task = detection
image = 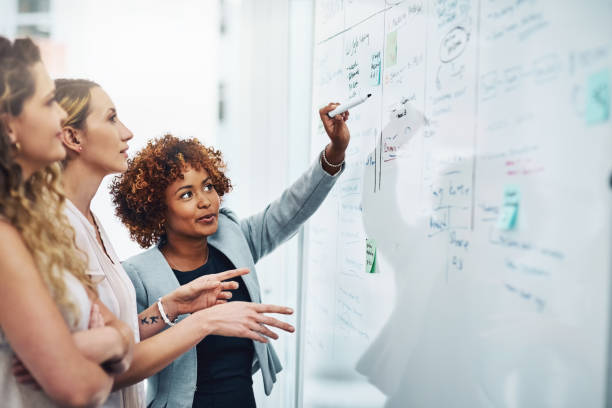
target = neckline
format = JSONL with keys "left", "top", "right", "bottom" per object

{"left": 165, "top": 244, "right": 212, "bottom": 273}
{"left": 65, "top": 199, "right": 115, "bottom": 265}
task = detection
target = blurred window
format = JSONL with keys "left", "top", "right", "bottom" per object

{"left": 18, "top": 0, "right": 50, "bottom": 13}
{"left": 16, "top": 24, "right": 50, "bottom": 37}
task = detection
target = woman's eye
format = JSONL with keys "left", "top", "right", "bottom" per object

{"left": 109, "top": 114, "right": 118, "bottom": 123}
{"left": 203, "top": 183, "right": 214, "bottom": 192}
{"left": 180, "top": 191, "right": 192, "bottom": 199}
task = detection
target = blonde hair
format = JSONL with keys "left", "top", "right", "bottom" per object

{"left": 54, "top": 78, "right": 99, "bottom": 167}
{"left": 0, "top": 37, "right": 95, "bottom": 324}
{"left": 54, "top": 78, "right": 99, "bottom": 130}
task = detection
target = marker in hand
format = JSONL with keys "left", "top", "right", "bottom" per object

{"left": 327, "top": 93, "right": 372, "bottom": 118}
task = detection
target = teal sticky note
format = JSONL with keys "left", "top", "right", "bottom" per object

{"left": 502, "top": 185, "right": 520, "bottom": 206}
{"left": 370, "top": 51, "right": 381, "bottom": 86}
{"left": 497, "top": 185, "right": 520, "bottom": 230}
{"left": 366, "top": 238, "right": 377, "bottom": 273}
{"left": 497, "top": 204, "right": 518, "bottom": 230}
{"left": 586, "top": 69, "right": 610, "bottom": 125}
{"left": 385, "top": 30, "right": 398, "bottom": 68}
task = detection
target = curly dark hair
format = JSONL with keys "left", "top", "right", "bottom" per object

{"left": 110, "top": 134, "right": 232, "bottom": 248}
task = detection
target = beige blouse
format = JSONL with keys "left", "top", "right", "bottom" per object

{"left": 64, "top": 200, "right": 145, "bottom": 408}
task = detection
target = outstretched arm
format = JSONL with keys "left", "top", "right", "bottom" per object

{"left": 239, "top": 102, "right": 351, "bottom": 263}
{"left": 136, "top": 268, "right": 249, "bottom": 340}
{"left": 112, "top": 301, "right": 294, "bottom": 390}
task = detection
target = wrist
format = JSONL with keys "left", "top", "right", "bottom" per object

{"left": 325, "top": 143, "right": 345, "bottom": 164}
{"left": 160, "top": 295, "right": 180, "bottom": 320}
{"left": 321, "top": 144, "right": 345, "bottom": 175}
{"left": 158, "top": 297, "right": 178, "bottom": 326}
{"left": 193, "top": 309, "right": 215, "bottom": 338}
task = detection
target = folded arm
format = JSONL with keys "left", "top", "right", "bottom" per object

{"left": 0, "top": 221, "right": 113, "bottom": 408}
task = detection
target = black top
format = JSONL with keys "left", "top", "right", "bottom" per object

{"left": 172, "top": 244, "right": 254, "bottom": 394}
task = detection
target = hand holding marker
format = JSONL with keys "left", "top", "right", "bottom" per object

{"left": 327, "top": 92, "right": 372, "bottom": 118}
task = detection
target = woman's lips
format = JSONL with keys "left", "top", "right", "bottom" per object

{"left": 197, "top": 214, "right": 216, "bottom": 224}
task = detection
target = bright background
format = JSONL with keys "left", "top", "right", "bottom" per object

{"left": 0, "top": 1, "right": 316, "bottom": 406}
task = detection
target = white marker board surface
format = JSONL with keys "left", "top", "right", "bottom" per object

{"left": 301, "top": 1, "right": 612, "bottom": 407}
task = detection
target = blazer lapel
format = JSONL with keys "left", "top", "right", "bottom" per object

{"left": 208, "top": 213, "right": 261, "bottom": 303}
{"left": 150, "top": 246, "right": 182, "bottom": 297}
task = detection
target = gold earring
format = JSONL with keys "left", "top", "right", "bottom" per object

{"left": 12, "top": 141, "right": 21, "bottom": 154}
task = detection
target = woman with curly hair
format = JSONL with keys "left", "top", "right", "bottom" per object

{"left": 111, "top": 104, "right": 349, "bottom": 408}
{"left": 0, "top": 37, "right": 133, "bottom": 407}
{"left": 40, "top": 79, "right": 297, "bottom": 407}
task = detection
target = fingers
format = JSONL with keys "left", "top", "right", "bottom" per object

{"left": 248, "top": 322, "right": 279, "bottom": 340}
{"left": 193, "top": 278, "right": 221, "bottom": 291}
{"left": 332, "top": 110, "right": 349, "bottom": 124}
{"left": 14, "top": 374, "right": 38, "bottom": 386}
{"left": 247, "top": 331, "right": 269, "bottom": 343}
{"left": 257, "top": 315, "right": 295, "bottom": 333}
{"left": 12, "top": 359, "right": 28, "bottom": 376}
{"left": 215, "top": 268, "right": 249, "bottom": 282}
{"left": 218, "top": 291, "right": 233, "bottom": 300}
{"left": 221, "top": 281, "right": 239, "bottom": 291}
{"left": 12, "top": 359, "right": 38, "bottom": 387}
{"left": 254, "top": 304, "right": 294, "bottom": 315}
{"left": 89, "top": 304, "right": 104, "bottom": 329}
{"left": 319, "top": 102, "right": 341, "bottom": 120}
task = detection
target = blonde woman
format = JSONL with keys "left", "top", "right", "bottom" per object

{"left": 0, "top": 37, "right": 133, "bottom": 407}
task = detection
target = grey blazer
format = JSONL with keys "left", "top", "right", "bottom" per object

{"left": 122, "top": 157, "right": 343, "bottom": 408}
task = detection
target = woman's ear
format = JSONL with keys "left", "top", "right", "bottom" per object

{"left": 61, "top": 126, "right": 83, "bottom": 153}
{"left": 1, "top": 113, "right": 18, "bottom": 144}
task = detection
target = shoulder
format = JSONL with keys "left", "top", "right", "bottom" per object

{"left": 0, "top": 220, "right": 38, "bottom": 278}
{"left": 219, "top": 207, "right": 241, "bottom": 225}
{"left": 122, "top": 246, "right": 163, "bottom": 274}
{"left": 0, "top": 219, "right": 25, "bottom": 251}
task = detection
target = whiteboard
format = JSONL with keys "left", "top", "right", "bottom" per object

{"left": 301, "top": 1, "right": 612, "bottom": 407}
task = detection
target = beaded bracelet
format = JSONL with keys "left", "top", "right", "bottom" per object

{"left": 321, "top": 145, "right": 344, "bottom": 168}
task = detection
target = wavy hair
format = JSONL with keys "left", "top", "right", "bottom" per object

{"left": 0, "top": 37, "right": 95, "bottom": 324}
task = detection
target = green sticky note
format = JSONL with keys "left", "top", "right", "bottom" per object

{"left": 497, "top": 185, "right": 520, "bottom": 230}
{"left": 366, "top": 238, "right": 377, "bottom": 273}
{"left": 586, "top": 69, "right": 610, "bottom": 125}
{"left": 385, "top": 30, "right": 398, "bottom": 68}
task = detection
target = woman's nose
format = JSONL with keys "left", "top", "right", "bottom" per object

{"left": 197, "top": 193, "right": 211, "bottom": 208}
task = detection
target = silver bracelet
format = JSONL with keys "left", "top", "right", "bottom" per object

{"left": 157, "top": 297, "right": 176, "bottom": 326}
{"left": 321, "top": 145, "right": 344, "bottom": 168}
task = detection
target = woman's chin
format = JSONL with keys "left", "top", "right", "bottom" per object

{"left": 195, "top": 223, "right": 219, "bottom": 237}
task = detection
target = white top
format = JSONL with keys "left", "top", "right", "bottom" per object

{"left": 0, "top": 273, "right": 91, "bottom": 407}
{"left": 64, "top": 200, "right": 145, "bottom": 408}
